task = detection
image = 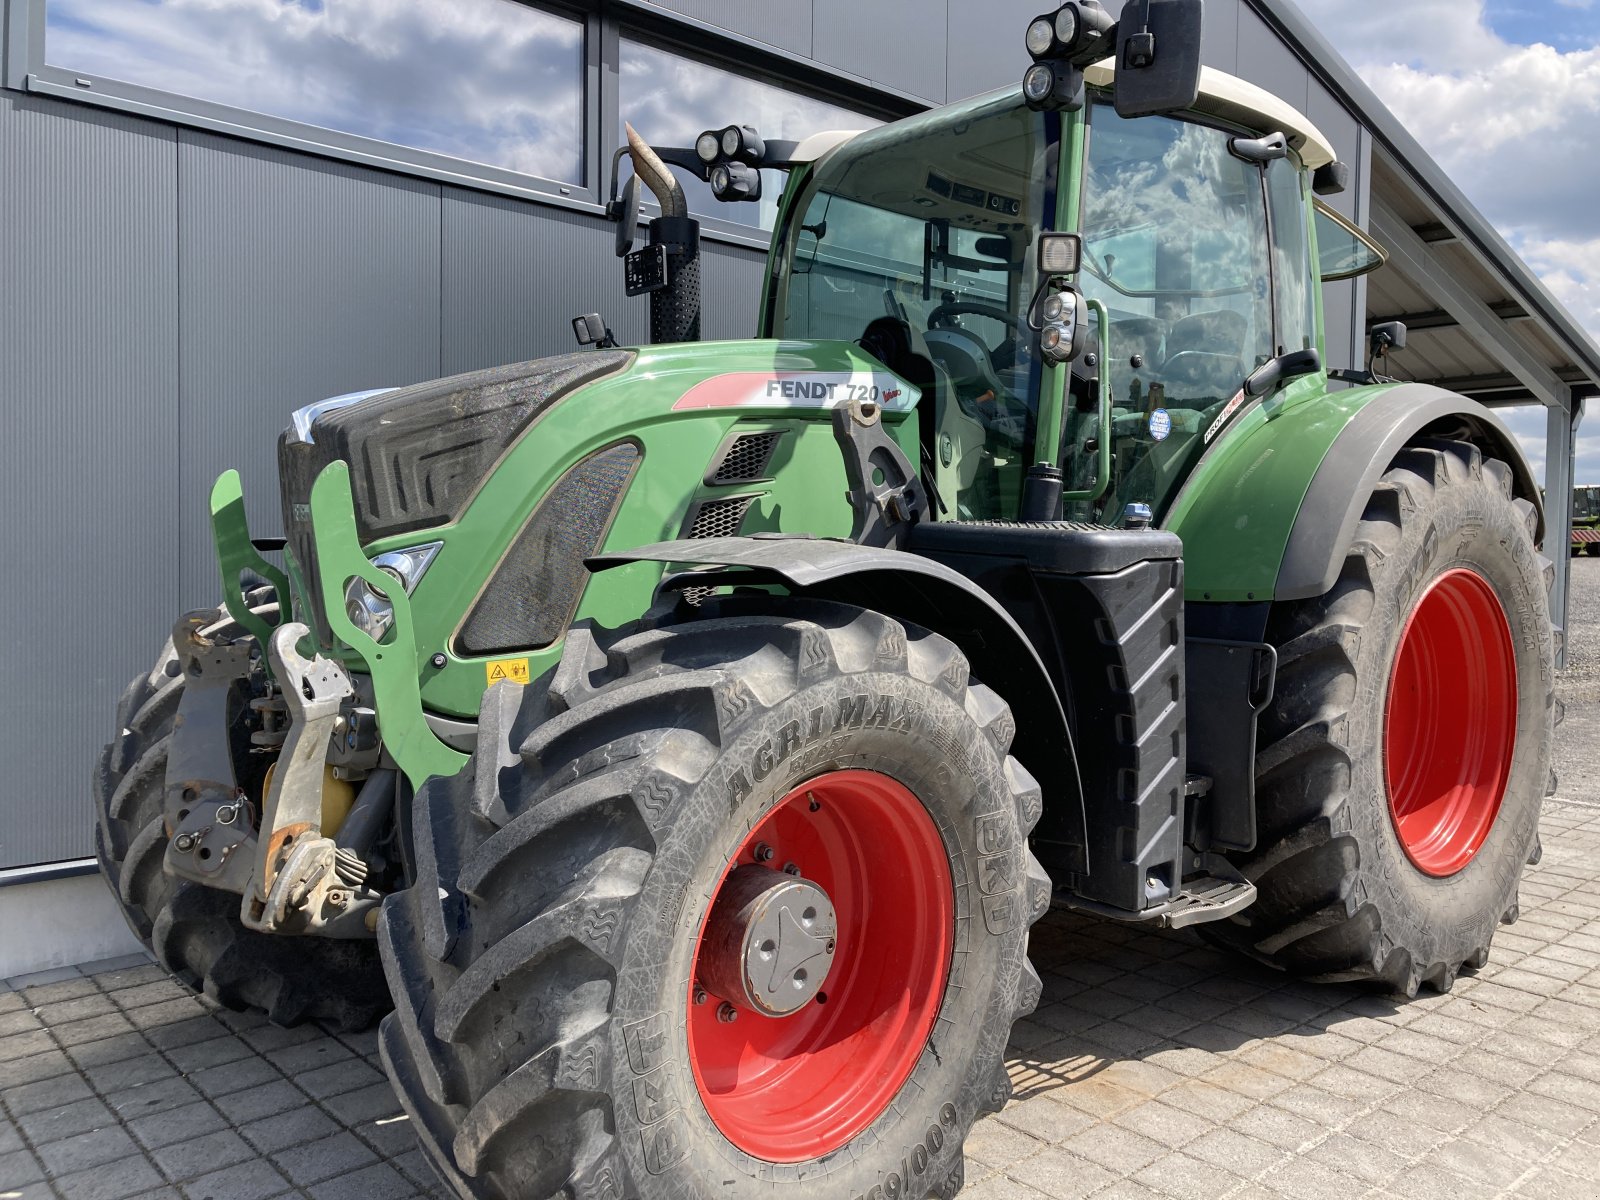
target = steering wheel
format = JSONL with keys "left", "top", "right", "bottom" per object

{"left": 926, "top": 300, "right": 1032, "bottom": 367}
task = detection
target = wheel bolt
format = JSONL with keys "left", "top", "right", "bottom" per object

{"left": 716, "top": 1002, "right": 738, "bottom": 1023}
{"left": 753, "top": 843, "right": 775, "bottom": 863}
{"left": 783, "top": 862, "right": 801, "bottom": 876}
{"left": 693, "top": 987, "right": 707, "bottom": 1005}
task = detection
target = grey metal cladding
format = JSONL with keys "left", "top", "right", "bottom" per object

{"left": 643, "top": 0, "right": 812, "bottom": 56}
{"left": 700, "top": 240, "right": 769, "bottom": 340}
{"left": 0, "top": 94, "right": 179, "bottom": 868}
{"left": 1235, "top": 6, "right": 1310, "bottom": 119}
{"left": 1305, "top": 88, "right": 1364, "bottom": 374}
{"left": 442, "top": 188, "right": 768, "bottom": 376}
{"left": 946, "top": 0, "right": 1040, "bottom": 102}
{"left": 1199, "top": 0, "right": 1243, "bottom": 75}
{"left": 176, "top": 130, "right": 443, "bottom": 609}
{"left": 813, "top": 0, "right": 948, "bottom": 104}
{"left": 443, "top": 189, "right": 650, "bottom": 373}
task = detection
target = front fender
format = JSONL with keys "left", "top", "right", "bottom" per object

{"left": 588, "top": 536, "right": 1089, "bottom": 875}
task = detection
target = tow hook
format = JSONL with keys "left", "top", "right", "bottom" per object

{"left": 238, "top": 622, "right": 382, "bottom": 938}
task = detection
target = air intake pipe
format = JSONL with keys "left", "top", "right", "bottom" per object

{"left": 626, "top": 123, "right": 702, "bottom": 344}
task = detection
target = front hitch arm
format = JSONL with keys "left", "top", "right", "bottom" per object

{"left": 238, "top": 623, "right": 377, "bottom": 936}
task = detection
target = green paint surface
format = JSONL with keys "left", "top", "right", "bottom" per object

{"left": 1165, "top": 379, "right": 1400, "bottom": 600}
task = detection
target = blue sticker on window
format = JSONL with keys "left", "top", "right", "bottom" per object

{"left": 1149, "top": 408, "right": 1172, "bottom": 442}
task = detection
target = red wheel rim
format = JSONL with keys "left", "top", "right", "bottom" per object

{"left": 1384, "top": 568, "right": 1518, "bottom": 877}
{"left": 687, "top": 769, "right": 953, "bottom": 1162}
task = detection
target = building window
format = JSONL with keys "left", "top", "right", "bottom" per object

{"left": 43, "top": 0, "right": 586, "bottom": 185}
{"left": 618, "top": 38, "right": 880, "bottom": 228}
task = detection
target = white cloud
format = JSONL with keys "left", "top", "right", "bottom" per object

{"left": 1297, "top": 0, "right": 1600, "bottom": 491}
{"left": 47, "top": 0, "right": 587, "bottom": 181}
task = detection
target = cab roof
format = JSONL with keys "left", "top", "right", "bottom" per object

{"left": 789, "top": 64, "right": 1339, "bottom": 171}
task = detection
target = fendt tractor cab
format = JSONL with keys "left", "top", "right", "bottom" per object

{"left": 96, "top": 3, "right": 1556, "bottom": 1196}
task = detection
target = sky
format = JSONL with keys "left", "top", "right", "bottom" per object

{"left": 1293, "top": 0, "right": 1600, "bottom": 487}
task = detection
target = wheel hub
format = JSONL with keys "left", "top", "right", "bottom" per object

{"left": 1384, "top": 567, "right": 1519, "bottom": 877}
{"left": 687, "top": 770, "right": 953, "bottom": 1162}
{"left": 698, "top": 867, "right": 837, "bottom": 1016}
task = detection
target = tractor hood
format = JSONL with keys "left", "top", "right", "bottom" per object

{"left": 278, "top": 350, "right": 634, "bottom": 547}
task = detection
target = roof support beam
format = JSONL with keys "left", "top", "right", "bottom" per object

{"left": 1547, "top": 395, "right": 1577, "bottom": 665}
{"left": 1367, "top": 303, "right": 1529, "bottom": 333}
{"left": 1370, "top": 198, "right": 1570, "bottom": 406}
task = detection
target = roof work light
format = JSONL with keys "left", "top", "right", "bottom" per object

{"left": 1023, "top": 0, "right": 1117, "bottom": 111}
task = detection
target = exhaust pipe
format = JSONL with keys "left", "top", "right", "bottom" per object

{"left": 626, "top": 123, "right": 702, "bottom": 344}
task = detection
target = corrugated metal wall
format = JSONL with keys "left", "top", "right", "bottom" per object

{"left": 0, "top": 0, "right": 1366, "bottom": 868}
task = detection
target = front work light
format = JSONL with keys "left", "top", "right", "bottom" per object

{"left": 1023, "top": 60, "right": 1084, "bottom": 110}
{"left": 1026, "top": 17, "right": 1056, "bottom": 57}
{"left": 695, "top": 131, "right": 720, "bottom": 164}
{"left": 711, "top": 161, "right": 761, "bottom": 202}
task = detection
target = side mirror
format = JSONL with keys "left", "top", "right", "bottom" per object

{"left": 614, "top": 174, "right": 640, "bottom": 259}
{"left": 1370, "top": 320, "right": 1407, "bottom": 355}
{"left": 1114, "top": 0, "right": 1203, "bottom": 119}
{"left": 572, "top": 314, "right": 617, "bottom": 350}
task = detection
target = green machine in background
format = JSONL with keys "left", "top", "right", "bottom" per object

{"left": 1574, "top": 484, "right": 1600, "bottom": 553}
{"left": 94, "top": 3, "right": 1556, "bottom": 1196}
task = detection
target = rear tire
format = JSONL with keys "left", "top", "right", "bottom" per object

{"left": 1211, "top": 439, "right": 1555, "bottom": 994}
{"left": 94, "top": 600, "right": 390, "bottom": 1030}
{"left": 378, "top": 599, "right": 1049, "bottom": 1199}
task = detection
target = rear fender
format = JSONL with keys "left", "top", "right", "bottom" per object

{"left": 588, "top": 537, "right": 1089, "bottom": 875}
{"left": 1167, "top": 382, "right": 1542, "bottom": 602}
{"left": 1276, "top": 385, "right": 1543, "bottom": 599}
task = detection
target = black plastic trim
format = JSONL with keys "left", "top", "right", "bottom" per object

{"left": 1276, "top": 385, "right": 1543, "bottom": 600}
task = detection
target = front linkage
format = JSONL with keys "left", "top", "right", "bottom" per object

{"left": 165, "top": 463, "right": 467, "bottom": 940}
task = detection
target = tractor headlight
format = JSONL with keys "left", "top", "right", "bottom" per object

{"left": 340, "top": 542, "right": 442, "bottom": 644}
{"left": 1053, "top": 6, "right": 1079, "bottom": 48}
{"left": 1041, "top": 292, "right": 1065, "bottom": 323}
{"left": 710, "top": 161, "right": 761, "bottom": 202}
{"left": 1025, "top": 16, "right": 1056, "bottom": 57}
{"left": 696, "top": 131, "right": 721, "bottom": 164}
{"left": 1023, "top": 62, "right": 1057, "bottom": 105}
{"left": 721, "top": 126, "right": 742, "bottom": 158}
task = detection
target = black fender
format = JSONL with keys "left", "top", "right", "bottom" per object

{"left": 589, "top": 536, "right": 1089, "bottom": 875}
{"left": 1277, "top": 385, "right": 1545, "bottom": 601}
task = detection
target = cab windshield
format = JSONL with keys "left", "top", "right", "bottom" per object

{"left": 768, "top": 93, "right": 1060, "bottom": 520}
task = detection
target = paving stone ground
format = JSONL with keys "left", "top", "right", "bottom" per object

{"left": 5, "top": 559, "right": 1597, "bottom": 1199}
{"left": 4, "top": 802, "right": 1600, "bottom": 1200}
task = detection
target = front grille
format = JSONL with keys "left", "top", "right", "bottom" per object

{"left": 708, "top": 431, "right": 784, "bottom": 485}
{"left": 685, "top": 495, "right": 758, "bottom": 540}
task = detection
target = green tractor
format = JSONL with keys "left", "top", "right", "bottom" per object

{"left": 1573, "top": 484, "right": 1600, "bottom": 554}
{"left": 95, "top": 1, "right": 1555, "bottom": 1195}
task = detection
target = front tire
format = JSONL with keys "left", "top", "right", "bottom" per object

{"left": 94, "top": 601, "right": 390, "bottom": 1029}
{"left": 378, "top": 600, "right": 1049, "bottom": 1199}
{"left": 1212, "top": 439, "right": 1555, "bottom": 994}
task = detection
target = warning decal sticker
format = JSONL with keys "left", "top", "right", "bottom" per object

{"left": 485, "top": 658, "right": 531, "bottom": 687}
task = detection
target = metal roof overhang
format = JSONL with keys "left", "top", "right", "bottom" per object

{"left": 1256, "top": 1, "right": 1597, "bottom": 650}
{"left": 1257, "top": 0, "right": 1600, "bottom": 410}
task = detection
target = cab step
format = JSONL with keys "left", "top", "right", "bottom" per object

{"left": 1057, "top": 856, "right": 1256, "bottom": 930}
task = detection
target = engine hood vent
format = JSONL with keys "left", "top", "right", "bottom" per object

{"left": 278, "top": 350, "right": 632, "bottom": 547}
